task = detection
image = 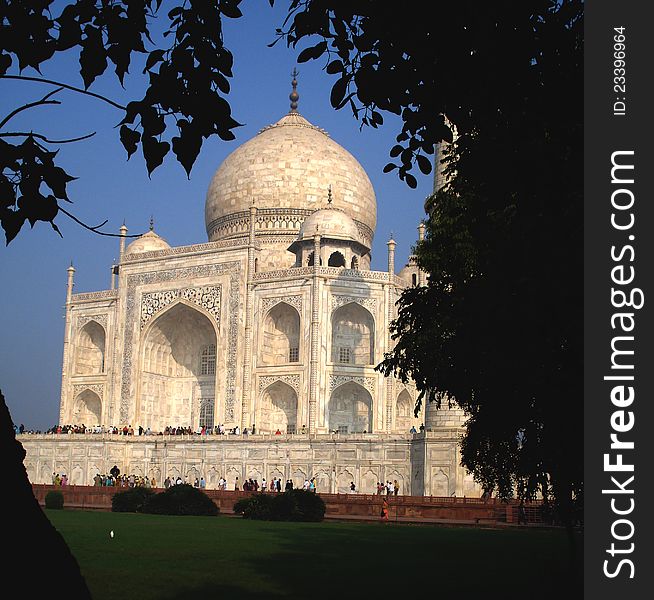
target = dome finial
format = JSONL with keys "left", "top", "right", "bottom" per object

{"left": 327, "top": 184, "right": 333, "bottom": 204}
{"left": 290, "top": 67, "right": 300, "bottom": 112}
{"left": 149, "top": 215, "right": 154, "bottom": 231}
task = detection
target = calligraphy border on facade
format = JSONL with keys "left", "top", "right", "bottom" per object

{"left": 76, "top": 314, "right": 108, "bottom": 330}
{"left": 260, "top": 295, "right": 303, "bottom": 316}
{"left": 330, "top": 295, "right": 377, "bottom": 313}
{"left": 140, "top": 285, "right": 222, "bottom": 329}
{"left": 328, "top": 374, "right": 376, "bottom": 396}
{"left": 258, "top": 374, "right": 302, "bottom": 395}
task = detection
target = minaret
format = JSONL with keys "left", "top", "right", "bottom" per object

{"left": 385, "top": 236, "right": 397, "bottom": 431}
{"left": 417, "top": 222, "right": 426, "bottom": 286}
{"left": 60, "top": 262, "right": 76, "bottom": 424}
{"left": 308, "top": 227, "right": 321, "bottom": 434}
{"left": 433, "top": 115, "right": 458, "bottom": 194}
{"left": 118, "top": 222, "right": 128, "bottom": 260}
{"left": 386, "top": 234, "right": 396, "bottom": 275}
{"left": 66, "top": 262, "right": 75, "bottom": 304}
{"left": 241, "top": 201, "right": 257, "bottom": 429}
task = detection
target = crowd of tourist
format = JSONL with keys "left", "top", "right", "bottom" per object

{"left": 13, "top": 423, "right": 42, "bottom": 434}
{"left": 231, "top": 476, "right": 320, "bottom": 492}
{"left": 28, "top": 423, "right": 287, "bottom": 436}
{"left": 376, "top": 480, "right": 401, "bottom": 495}
{"left": 20, "top": 423, "right": 425, "bottom": 436}
{"left": 51, "top": 473, "right": 69, "bottom": 486}
{"left": 48, "top": 463, "right": 402, "bottom": 496}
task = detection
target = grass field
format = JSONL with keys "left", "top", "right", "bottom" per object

{"left": 46, "top": 510, "right": 582, "bottom": 600}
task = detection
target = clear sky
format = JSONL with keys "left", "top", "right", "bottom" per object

{"left": 0, "top": 2, "right": 432, "bottom": 430}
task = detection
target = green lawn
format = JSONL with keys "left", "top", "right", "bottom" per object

{"left": 46, "top": 510, "right": 582, "bottom": 600}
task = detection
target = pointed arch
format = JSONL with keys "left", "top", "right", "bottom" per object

{"left": 328, "top": 251, "right": 346, "bottom": 267}
{"left": 337, "top": 469, "right": 355, "bottom": 493}
{"left": 260, "top": 302, "right": 301, "bottom": 365}
{"left": 361, "top": 468, "right": 379, "bottom": 494}
{"left": 386, "top": 469, "right": 406, "bottom": 496}
{"left": 260, "top": 380, "right": 298, "bottom": 434}
{"left": 432, "top": 469, "right": 450, "bottom": 497}
{"left": 72, "top": 388, "right": 102, "bottom": 426}
{"left": 312, "top": 469, "right": 331, "bottom": 493}
{"left": 328, "top": 381, "right": 372, "bottom": 433}
{"left": 74, "top": 320, "right": 106, "bottom": 374}
{"left": 395, "top": 389, "right": 413, "bottom": 432}
{"left": 139, "top": 301, "right": 217, "bottom": 432}
{"left": 331, "top": 302, "right": 375, "bottom": 365}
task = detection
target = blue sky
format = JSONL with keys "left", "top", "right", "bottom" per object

{"left": 0, "top": 2, "right": 432, "bottom": 429}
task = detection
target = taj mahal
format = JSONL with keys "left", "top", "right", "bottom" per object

{"left": 21, "top": 80, "right": 481, "bottom": 498}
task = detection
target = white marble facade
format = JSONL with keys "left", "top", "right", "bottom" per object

{"left": 22, "top": 100, "right": 480, "bottom": 497}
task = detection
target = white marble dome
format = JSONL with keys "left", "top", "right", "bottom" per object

{"left": 298, "top": 206, "right": 361, "bottom": 243}
{"left": 205, "top": 111, "right": 377, "bottom": 245}
{"left": 125, "top": 230, "right": 170, "bottom": 254}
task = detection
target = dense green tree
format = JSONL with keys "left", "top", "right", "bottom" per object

{"left": 272, "top": 0, "right": 583, "bottom": 524}
{"left": 272, "top": 1, "right": 583, "bottom": 524}
{"left": 339, "top": 2, "right": 582, "bottom": 524}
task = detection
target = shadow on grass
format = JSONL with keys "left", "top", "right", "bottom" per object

{"left": 235, "top": 521, "right": 583, "bottom": 600}
{"left": 48, "top": 511, "right": 582, "bottom": 600}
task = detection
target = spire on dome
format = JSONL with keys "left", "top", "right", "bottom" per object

{"left": 149, "top": 215, "right": 154, "bottom": 231}
{"left": 290, "top": 67, "right": 299, "bottom": 112}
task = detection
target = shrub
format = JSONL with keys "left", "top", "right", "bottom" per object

{"left": 45, "top": 490, "right": 64, "bottom": 510}
{"left": 233, "top": 493, "right": 275, "bottom": 520}
{"left": 285, "top": 489, "right": 325, "bottom": 522}
{"left": 234, "top": 490, "right": 325, "bottom": 522}
{"left": 143, "top": 484, "right": 219, "bottom": 516}
{"left": 112, "top": 487, "right": 155, "bottom": 513}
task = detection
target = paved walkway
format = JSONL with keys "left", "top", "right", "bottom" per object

{"left": 322, "top": 512, "right": 561, "bottom": 529}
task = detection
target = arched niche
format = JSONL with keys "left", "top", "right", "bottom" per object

{"left": 361, "top": 469, "right": 379, "bottom": 494}
{"left": 337, "top": 469, "right": 354, "bottom": 493}
{"left": 432, "top": 469, "right": 450, "bottom": 497}
{"left": 350, "top": 255, "right": 359, "bottom": 270}
{"left": 260, "top": 302, "right": 300, "bottom": 365}
{"left": 331, "top": 303, "right": 375, "bottom": 365}
{"left": 328, "top": 381, "right": 372, "bottom": 433}
{"left": 395, "top": 389, "right": 413, "bottom": 432}
{"left": 73, "top": 389, "right": 102, "bottom": 425}
{"left": 139, "top": 302, "right": 217, "bottom": 432}
{"left": 260, "top": 381, "right": 298, "bottom": 434}
{"left": 387, "top": 470, "right": 406, "bottom": 495}
{"left": 74, "top": 320, "right": 106, "bottom": 375}
{"left": 328, "top": 251, "right": 346, "bottom": 267}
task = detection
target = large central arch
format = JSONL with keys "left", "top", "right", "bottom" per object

{"left": 138, "top": 302, "right": 217, "bottom": 431}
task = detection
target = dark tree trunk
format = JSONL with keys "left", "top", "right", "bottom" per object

{"left": 1, "top": 390, "right": 92, "bottom": 598}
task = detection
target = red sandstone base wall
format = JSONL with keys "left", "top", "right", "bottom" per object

{"left": 32, "top": 484, "right": 545, "bottom": 524}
